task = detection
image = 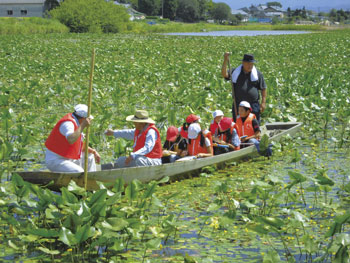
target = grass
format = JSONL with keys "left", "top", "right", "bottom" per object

{"left": 128, "top": 21, "right": 328, "bottom": 33}
{"left": 0, "top": 17, "right": 69, "bottom": 34}
{"left": 0, "top": 17, "right": 329, "bottom": 35}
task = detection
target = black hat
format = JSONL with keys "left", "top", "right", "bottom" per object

{"left": 242, "top": 54, "right": 256, "bottom": 63}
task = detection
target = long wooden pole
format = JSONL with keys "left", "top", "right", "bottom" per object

{"left": 227, "top": 56, "right": 238, "bottom": 121}
{"left": 84, "top": 48, "right": 95, "bottom": 190}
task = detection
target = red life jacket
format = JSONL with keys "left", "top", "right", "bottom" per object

{"left": 216, "top": 125, "right": 240, "bottom": 151}
{"left": 45, "top": 113, "right": 82, "bottom": 160}
{"left": 134, "top": 124, "right": 162, "bottom": 159}
{"left": 218, "top": 125, "right": 234, "bottom": 143}
{"left": 188, "top": 130, "right": 213, "bottom": 156}
{"left": 235, "top": 113, "right": 256, "bottom": 138}
{"left": 179, "top": 126, "right": 188, "bottom": 139}
{"left": 209, "top": 121, "right": 218, "bottom": 135}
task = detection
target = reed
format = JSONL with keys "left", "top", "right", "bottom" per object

{"left": 0, "top": 17, "right": 69, "bottom": 35}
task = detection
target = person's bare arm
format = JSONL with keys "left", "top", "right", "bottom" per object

{"left": 221, "top": 52, "right": 231, "bottom": 79}
{"left": 67, "top": 117, "right": 91, "bottom": 144}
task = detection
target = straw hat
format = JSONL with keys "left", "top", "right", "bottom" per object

{"left": 126, "top": 110, "right": 155, "bottom": 124}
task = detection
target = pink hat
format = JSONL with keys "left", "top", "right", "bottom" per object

{"left": 166, "top": 126, "right": 178, "bottom": 142}
{"left": 219, "top": 117, "right": 233, "bottom": 131}
{"left": 186, "top": 114, "right": 200, "bottom": 124}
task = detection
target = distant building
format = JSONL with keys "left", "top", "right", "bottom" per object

{"left": 0, "top": 0, "right": 46, "bottom": 17}
{"left": 245, "top": 4, "right": 285, "bottom": 23}
{"left": 113, "top": 1, "right": 145, "bottom": 20}
{"left": 231, "top": 9, "right": 249, "bottom": 22}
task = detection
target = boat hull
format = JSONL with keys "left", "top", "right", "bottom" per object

{"left": 16, "top": 122, "right": 302, "bottom": 190}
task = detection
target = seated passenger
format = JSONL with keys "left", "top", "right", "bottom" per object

{"left": 187, "top": 123, "right": 213, "bottom": 158}
{"left": 45, "top": 104, "right": 100, "bottom": 173}
{"left": 209, "top": 110, "right": 224, "bottom": 135}
{"left": 213, "top": 117, "right": 240, "bottom": 155}
{"left": 162, "top": 126, "right": 188, "bottom": 163}
{"left": 179, "top": 114, "right": 200, "bottom": 139}
{"left": 235, "top": 101, "right": 261, "bottom": 150}
{"left": 105, "top": 110, "right": 162, "bottom": 168}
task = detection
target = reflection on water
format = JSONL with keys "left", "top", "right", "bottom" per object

{"left": 164, "top": 30, "right": 310, "bottom": 37}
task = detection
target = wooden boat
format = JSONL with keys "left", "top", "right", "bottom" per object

{"left": 17, "top": 122, "right": 302, "bottom": 191}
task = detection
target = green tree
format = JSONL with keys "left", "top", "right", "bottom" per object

{"left": 198, "top": 0, "right": 209, "bottom": 20}
{"left": 138, "top": 0, "right": 161, "bottom": 16}
{"left": 163, "top": 0, "right": 178, "bottom": 20}
{"left": 176, "top": 0, "right": 200, "bottom": 22}
{"left": 50, "top": 0, "right": 130, "bottom": 33}
{"left": 267, "top": 2, "right": 282, "bottom": 8}
{"left": 210, "top": 2, "right": 231, "bottom": 23}
{"left": 119, "top": 0, "right": 138, "bottom": 9}
{"left": 229, "top": 14, "right": 242, "bottom": 25}
{"left": 45, "top": 0, "right": 59, "bottom": 11}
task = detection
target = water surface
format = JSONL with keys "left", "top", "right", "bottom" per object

{"left": 164, "top": 30, "right": 310, "bottom": 37}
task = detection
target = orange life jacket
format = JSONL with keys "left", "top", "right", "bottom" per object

{"left": 134, "top": 124, "right": 162, "bottom": 159}
{"left": 188, "top": 130, "right": 213, "bottom": 156}
{"left": 45, "top": 113, "right": 82, "bottom": 159}
{"left": 179, "top": 126, "right": 188, "bottom": 139}
{"left": 235, "top": 113, "right": 256, "bottom": 138}
{"left": 209, "top": 121, "right": 218, "bottom": 135}
{"left": 216, "top": 125, "right": 240, "bottom": 151}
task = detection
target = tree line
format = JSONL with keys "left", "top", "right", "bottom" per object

{"left": 120, "top": 0, "right": 241, "bottom": 24}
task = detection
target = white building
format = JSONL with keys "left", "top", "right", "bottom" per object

{"left": 0, "top": 0, "right": 46, "bottom": 17}
{"left": 231, "top": 9, "right": 249, "bottom": 22}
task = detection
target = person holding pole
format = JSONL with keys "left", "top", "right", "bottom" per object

{"left": 45, "top": 104, "right": 100, "bottom": 173}
{"left": 221, "top": 53, "right": 267, "bottom": 123}
{"left": 105, "top": 110, "right": 162, "bottom": 168}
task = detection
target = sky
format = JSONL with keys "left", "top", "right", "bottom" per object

{"left": 214, "top": 0, "right": 350, "bottom": 12}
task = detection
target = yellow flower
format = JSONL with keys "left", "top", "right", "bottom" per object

{"left": 261, "top": 252, "right": 265, "bottom": 256}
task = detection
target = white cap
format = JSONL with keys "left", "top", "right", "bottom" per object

{"left": 212, "top": 110, "right": 224, "bottom": 118}
{"left": 74, "top": 104, "right": 93, "bottom": 118}
{"left": 239, "top": 101, "right": 251, "bottom": 109}
{"left": 188, "top": 123, "right": 201, "bottom": 139}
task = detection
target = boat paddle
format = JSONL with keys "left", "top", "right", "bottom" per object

{"left": 84, "top": 48, "right": 95, "bottom": 190}
{"left": 227, "top": 54, "right": 238, "bottom": 121}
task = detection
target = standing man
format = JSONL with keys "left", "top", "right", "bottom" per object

{"left": 45, "top": 104, "right": 100, "bottom": 173}
{"left": 105, "top": 110, "right": 162, "bottom": 168}
{"left": 221, "top": 53, "right": 267, "bottom": 123}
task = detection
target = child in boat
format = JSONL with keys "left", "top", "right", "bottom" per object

{"left": 213, "top": 117, "right": 240, "bottom": 155}
{"left": 162, "top": 126, "right": 188, "bottom": 163}
{"left": 235, "top": 101, "right": 261, "bottom": 150}
{"left": 209, "top": 110, "right": 224, "bottom": 135}
{"left": 187, "top": 123, "right": 213, "bottom": 158}
{"left": 179, "top": 114, "right": 200, "bottom": 139}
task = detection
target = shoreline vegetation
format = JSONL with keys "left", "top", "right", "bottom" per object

{"left": 1, "top": 17, "right": 348, "bottom": 35}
